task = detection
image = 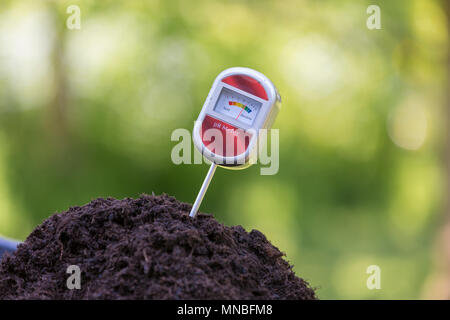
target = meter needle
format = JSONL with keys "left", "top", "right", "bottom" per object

{"left": 235, "top": 109, "right": 243, "bottom": 120}
{"left": 189, "top": 163, "right": 217, "bottom": 218}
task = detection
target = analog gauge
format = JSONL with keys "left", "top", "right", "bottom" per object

{"left": 213, "top": 87, "right": 262, "bottom": 126}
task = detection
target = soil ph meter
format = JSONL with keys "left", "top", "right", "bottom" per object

{"left": 189, "top": 67, "right": 281, "bottom": 217}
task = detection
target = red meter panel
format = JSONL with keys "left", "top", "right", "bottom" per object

{"left": 201, "top": 115, "right": 252, "bottom": 157}
{"left": 221, "top": 75, "right": 268, "bottom": 101}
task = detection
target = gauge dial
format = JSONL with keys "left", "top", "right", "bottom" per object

{"left": 213, "top": 87, "right": 262, "bottom": 126}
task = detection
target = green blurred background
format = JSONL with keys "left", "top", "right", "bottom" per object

{"left": 0, "top": 0, "right": 448, "bottom": 299}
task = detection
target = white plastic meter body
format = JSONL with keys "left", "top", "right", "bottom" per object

{"left": 193, "top": 67, "right": 281, "bottom": 169}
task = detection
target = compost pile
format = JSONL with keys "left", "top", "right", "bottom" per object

{"left": 0, "top": 194, "right": 316, "bottom": 299}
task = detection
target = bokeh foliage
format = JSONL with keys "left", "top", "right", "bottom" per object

{"left": 0, "top": 0, "right": 447, "bottom": 299}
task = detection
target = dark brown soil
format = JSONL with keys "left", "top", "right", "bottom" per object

{"left": 0, "top": 194, "right": 317, "bottom": 300}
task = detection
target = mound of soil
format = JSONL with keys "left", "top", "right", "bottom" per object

{"left": 0, "top": 194, "right": 316, "bottom": 300}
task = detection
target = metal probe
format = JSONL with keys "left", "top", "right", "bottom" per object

{"left": 189, "top": 163, "right": 217, "bottom": 217}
